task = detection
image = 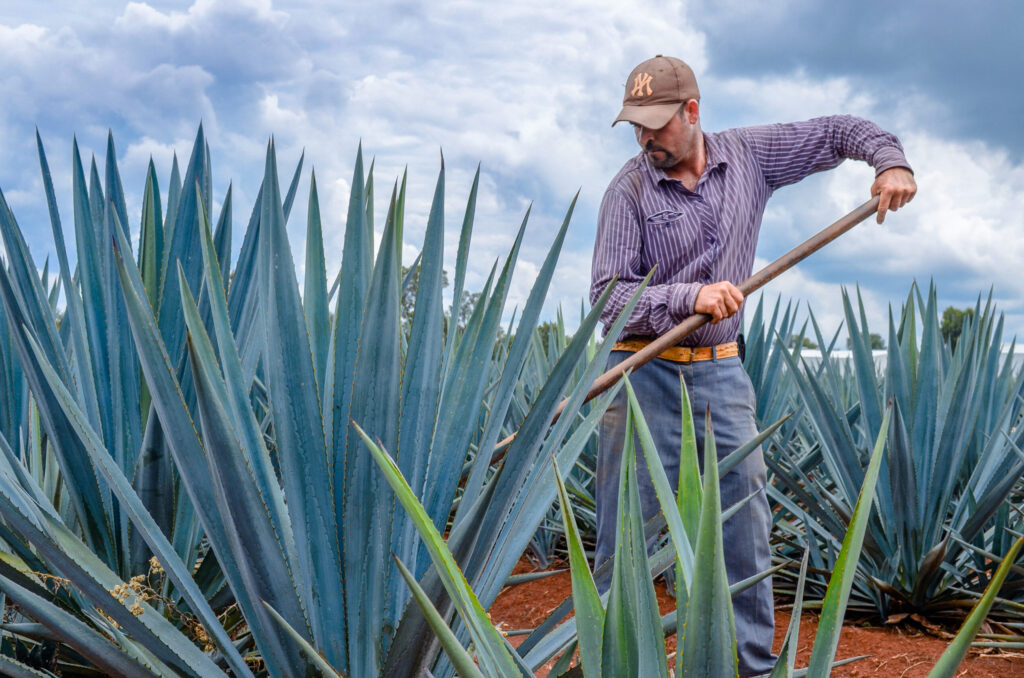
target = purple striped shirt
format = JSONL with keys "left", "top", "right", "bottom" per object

{"left": 590, "top": 115, "right": 911, "bottom": 346}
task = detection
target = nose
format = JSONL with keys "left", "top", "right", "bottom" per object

{"left": 636, "top": 125, "right": 656, "bottom": 145}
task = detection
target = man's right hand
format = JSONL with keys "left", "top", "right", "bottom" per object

{"left": 695, "top": 281, "right": 744, "bottom": 323}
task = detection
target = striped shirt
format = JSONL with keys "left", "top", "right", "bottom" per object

{"left": 590, "top": 115, "right": 911, "bottom": 346}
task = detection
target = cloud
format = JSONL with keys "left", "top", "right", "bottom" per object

{"left": 0, "top": 0, "right": 1020, "bottom": 341}
{"left": 689, "top": 0, "right": 1024, "bottom": 155}
{"left": 826, "top": 132, "right": 1024, "bottom": 305}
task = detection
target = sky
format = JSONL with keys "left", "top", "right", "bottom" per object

{"left": 0, "top": 0, "right": 1022, "bottom": 345}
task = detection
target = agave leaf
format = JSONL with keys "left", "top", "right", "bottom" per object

{"left": 601, "top": 405, "right": 668, "bottom": 678}
{"left": 676, "top": 374, "right": 702, "bottom": 556}
{"left": 213, "top": 183, "right": 232, "bottom": 286}
{"left": 550, "top": 640, "right": 579, "bottom": 678}
{"left": 680, "top": 408, "right": 738, "bottom": 677}
{"left": 390, "top": 164, "right": 447, "bottom": 623}
{"left": 805, "top": 405, "right": 891, "bottom": 676}
{"left": 0, "top": 653, "right": 57, "bottom": 678}
{"left": 325, "top": 143, "right": 369, "bottom": 467}
{"left": 843, "top": 288, "right": 882, "bottom": 438}
{"left": 164, "top": 153, "right": 181, "bottom": 239}
{"left": 138, "top": 158, "right": 165, "bottom": 310}
{"left": 440, "top": 164, "right": 479, "bottom": 382}
{"left": 225, "top": 178, "right": 264, "bottom": 332}
{"left": 912, "top": 286, "right": 941, "bottom": 506}
{"left": 554, "top": 455, "right": 604, "bottom": 678}
{"left": 156, "top": 124, "right": 209, "bottom": 363}
{"left": 769, "top": 550, "right": 809, "bottom": 678}
{"left": 719, "top": 414, "right": 789, "bottom": 479}
{"left": 393, "top": 556, "right": 485, "bottom": 678}
{"left": 927, "top": 535, "right": 1024, "bottom": 677}
{"left": 262, "top": 601, "right": 345, "bottom": 678}
{"left": 303, "top": 170, "right": 330, "bottom": 385}
{"left": 625, "top": 377, "right": 695, "bottom": 597}
{"left": 358, "top": 423, "right": 527, "bottom": 677}
{"left": 776, "top": 336, "right": 863, "bottom": 503}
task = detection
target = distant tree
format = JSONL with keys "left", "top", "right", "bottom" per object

{"left": 401, "top": 264, "right": 490, "bottom": 337}
{"left": 787, "top": 334, "right": 818, "bottom": 350}
{"left": 847, "top": 333, "right": 885, "bottom": 350}
{"left": 401, "top": 264, "right": 449, "bottom": 329}
{"left": 940, "top": 305, "right": 975, "bottom": 350}
{"left": 535, "top": 320, "right": 566, "bottom": 354}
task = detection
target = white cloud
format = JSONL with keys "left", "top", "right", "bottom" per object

{"left": 816, "top": 133, "right": 1024, "bottom": 307}
{"left": 0, "top": 0, "right": 1021, "bottom": 340}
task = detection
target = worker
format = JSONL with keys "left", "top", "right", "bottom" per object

{"left": 590, "top": 54, "right": 916, "bottom": 676}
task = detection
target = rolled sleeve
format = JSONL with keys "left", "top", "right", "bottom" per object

{"left": 671, "top": 281, "right": 702, "bottom": 321}
{"left": 871, "top": 145, "right": 913, "bottom": 176}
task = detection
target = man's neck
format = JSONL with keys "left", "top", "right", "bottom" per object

{"left": 664, "top": 133, "right": 706, "bottom": 191}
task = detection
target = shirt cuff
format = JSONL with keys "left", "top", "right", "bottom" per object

{"left": 670, "top": 282, "right": 704, "bottom": 321}
{"left": 872, "top": 147, "right": 913, "bottom": 176}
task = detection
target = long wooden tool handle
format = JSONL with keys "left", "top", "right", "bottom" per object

{"left": 490, "top": 195, "right": 880, "bottom": 461}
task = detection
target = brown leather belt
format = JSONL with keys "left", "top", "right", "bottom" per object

{"left": 611, "top": 339, "right": 739, "bottom": 364}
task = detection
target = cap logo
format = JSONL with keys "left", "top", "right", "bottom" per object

{"left": 631, "top": 72, "right": 653, "bottom": 97}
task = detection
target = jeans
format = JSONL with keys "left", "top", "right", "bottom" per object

{"left": 595, "top": 352, "right": 776, "bottom": 677}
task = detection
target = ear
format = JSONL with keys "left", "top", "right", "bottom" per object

{"left": 682, "top": 99, "right": 700, "bottom": 124}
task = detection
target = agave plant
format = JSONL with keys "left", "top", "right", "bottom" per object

{"left": 763, "top": 283, "right": 1024, "bottom": 622}
{"left": 365, "top": 365, "right": 892, "bottom": 677}
{"left": 0, "top": 126, "right": 651, "bottom": 675}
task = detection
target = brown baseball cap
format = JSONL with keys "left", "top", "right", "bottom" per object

{"left": 613, "top": 55, "right": 700, "bottom": 129}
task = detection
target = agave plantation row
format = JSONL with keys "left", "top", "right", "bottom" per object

{"left": 0, "top": 126, "right": 1020, "bottom": 676}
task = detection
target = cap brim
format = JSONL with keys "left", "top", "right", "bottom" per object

{"left": 612, "top": 102, "right": 681, "bottom": 129}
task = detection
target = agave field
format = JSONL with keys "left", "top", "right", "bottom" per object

{"left": 0, "top": 126, "right": 1020, "bottom": 677}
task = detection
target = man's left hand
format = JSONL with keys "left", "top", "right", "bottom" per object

{"left": 871, "top": 167, "right": 917, "bottom": 224}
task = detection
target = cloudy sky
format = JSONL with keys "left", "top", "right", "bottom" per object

{"left": 1, "top": 0, "right": 1021, "bottom": 343}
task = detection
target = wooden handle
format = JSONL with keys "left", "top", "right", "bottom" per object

{"left": 489, "top": 196, "right": 881, "bottom": 462}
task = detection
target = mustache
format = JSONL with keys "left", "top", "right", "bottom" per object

{"left": 644, "top": 141, "right": 672, "bottom": 156}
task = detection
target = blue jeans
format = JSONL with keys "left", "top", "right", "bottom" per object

{"left": 595, "top": 352, "right": 776, "bottom": 677}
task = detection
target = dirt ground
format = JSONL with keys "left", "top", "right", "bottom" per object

{"left": 489, "top": 559, "right": 1024, "bottom": 677}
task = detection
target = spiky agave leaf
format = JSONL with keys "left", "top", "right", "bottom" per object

{"left": 927, "top": 536, "right": 1024, "bottom": 677}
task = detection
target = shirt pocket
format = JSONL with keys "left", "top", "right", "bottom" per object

{"left": 645, "top": 210, "right": 686, "bottom": 227}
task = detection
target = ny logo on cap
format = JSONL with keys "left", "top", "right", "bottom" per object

{"left": 631, "top": 72, "right": 653, "bottom": 97}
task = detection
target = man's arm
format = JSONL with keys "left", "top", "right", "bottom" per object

{"left": 590, "top": 188, "right": 703, "bottom": 335}
{"left": 739, "top": 115, "right": 916, "bottom": 223}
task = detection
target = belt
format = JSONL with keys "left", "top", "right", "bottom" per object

{"left": 611, "top": 339, "right": 739, "bottom": 364}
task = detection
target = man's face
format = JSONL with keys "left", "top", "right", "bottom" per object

{"left": 632, "top": 103, "right": 698, "bottom": 170}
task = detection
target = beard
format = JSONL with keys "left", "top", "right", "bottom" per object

{"left": 644, "top": 143, "right": 679, "bottom": 169}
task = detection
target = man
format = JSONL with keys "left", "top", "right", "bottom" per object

{"left": 590, "top": 55, "right": 916, "bottom": 676}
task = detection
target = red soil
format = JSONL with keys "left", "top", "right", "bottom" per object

{"left": 490, "top": 559, "right": 1024, "bottom": 677}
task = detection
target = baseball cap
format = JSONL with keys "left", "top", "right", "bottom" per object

{"left": 613, "top": 55, "right": 700, "bottom": 129}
